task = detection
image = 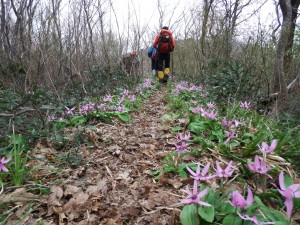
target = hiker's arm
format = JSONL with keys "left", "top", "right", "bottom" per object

{"left": 152, "top": 35, "right": 159, "bottom": 48}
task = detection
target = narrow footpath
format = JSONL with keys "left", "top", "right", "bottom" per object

{"left": 46, "top": 86, "right": 183, "bottom": 224}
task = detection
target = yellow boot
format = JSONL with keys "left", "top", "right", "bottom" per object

{"left": 164, "top": 68, "right": 170, "bottom": 75}
{"left": 158, "top": 71, "right": 164, "bottom": 79}
{"left": 163, "top": 68, "right": 170, "bottom": 83}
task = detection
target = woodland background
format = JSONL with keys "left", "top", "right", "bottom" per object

{"left": 0, "top": 0, "right": 300, "bottom": 134}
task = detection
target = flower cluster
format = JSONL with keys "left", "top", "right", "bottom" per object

{"left": 174, "top": 132, "right": 190, "bottom": 155}
{"left": 247, "top": 140, "right": 278, "bottom": 178}
{"left": 182, "top": 160, "right": 236, "bottom": 207}
{"left": 47, "top": 78, "right": 155, "bottom": 122}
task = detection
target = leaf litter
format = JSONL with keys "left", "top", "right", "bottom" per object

{"left": 0, "top": 87, "right": 183, "bottom": 225}
{"left": 1, "top": 86, "right": 299, "bottom": 224}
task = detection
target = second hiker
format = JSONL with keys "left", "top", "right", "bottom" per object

{"left": 152, "top": 26, "right": 175, "bottom": 84}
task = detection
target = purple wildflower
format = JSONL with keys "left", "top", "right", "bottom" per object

{"left": 65, "top": 106, "right": 76, "bottom": 115}
{"left": 178, "top": 118, "right": 186, "bottom": 124}
{"left": 277, "top": 171, "right": 300, "bottom": 218}
{"left": 258, "top": 140, "right": 277, "bottom": 154}
{"left": 234, "top": 119, "right": 240, "bottom": 127}
{"left": 247, "top": 155, "right": 271, "bottom": 178}
{"left": 103, "top": 94, "right": 113, "bottom": 103}
{"left": 175, "top": 142, "right": 189, "bottom": 155}
{"left": 204, "top": 110, "right": 217, "bottom": 119}
{"left": 237, "top": 212, "right": 275, "bottom": 225}
{"left": 122, "top": 89, "right": 129, "bottom": 97}
{"left": 224, "top": 130, "right": 235, "bottom": 144}
{"left": 222, "top": 117, "right": 233, "bottom": 127}
{"left": 206, "top": 102, "right": 216, "bottom": 109}
{"left": 240, "top": 101, "right": 251, "bottom": 109}
{"left": 118, "top": 97, "right": 125, "bottom": 105}
{"left": 0, "top": 157, "right": 12, "bottom": 172}
{"left": 116, "top": 106, "right": 124, "bottom": 112}
{"left": 186, "top": 162, "right": 214, "bottom": 181}
{"left": 178, "top": 132, "right": 191, "bottom": 142}
{"left": 229, "top": 188, "right": 253, "bottom": 208}
{"left": 97, "top": 103, "right": 106, "bottom": 111}
{"left": 191, "top": 100, "right": 198, "bottom": 105}
{"left": 191, "top": 106, "right": 203, "bottom": 114}
{"left": 181, "top": 180, "right": 211, "bottom": 206}
{"left": 129, "top": 95, "right": 136, "bottom": 102}
{"left": 213, "top": 161, "right": 235, "bottom": 178}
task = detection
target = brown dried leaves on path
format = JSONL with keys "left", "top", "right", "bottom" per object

{"left": 0, "top": 87, "right": 183, "bottom": 225}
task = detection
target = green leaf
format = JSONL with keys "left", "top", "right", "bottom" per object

{"left": 180, "top": 205, "right": 200, "bottom": 225}
{"left": 219, "top": 202, "right": 236, "bottom": 214}
{"left": 211, "top": 129, "right": 223, "bottom": 136}
{"left": 259, "top": 205, "right": 289, "bottom": 222}
{"left": 117, "top": 113, "right": 132, "bottom": 122}
{"left": 70, "top": 115, "right": 88, "bottom": 126}
{"left": 151, "top": 170, "right": 160, "bottom": 176}
{"left": 229, "top": 142, "right": 240, "bottom": 147}
{"left": 178, "top": 169, "right": 188, "bottom": 178}
{"left": 188, "top": 122, "right": 207, "bottom": 135}
{"left": 283, "top": 173, "right": 294, "bottom": 188}
{"left": 162, "top": 165, "right": 176, "bottom": 173}
{"left": 198, "top": 205, "right": 215, "bottom": 222}
{"left": 254, "top": 196, "right": 265, "bottom": 207}
{"left": 222, "top": 214, "right": 243, "bottom": 225}
{"left": 54, "top": 120, "right": 68, "bottom": 129}
{"left": 171, "top": 126, "right": 183, "bottom": 132}
{"left": 275, "top": 222, "right": 290, "bottom": 225}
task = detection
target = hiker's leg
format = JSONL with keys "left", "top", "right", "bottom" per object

{"left": 157, "top": 53, "right": 164, "bottom": 81}
{"left": 151, "top": 59, "right": 157, "bottom": 76}
{"left": 163, "top": 53, "right": 171, "bottom": 83}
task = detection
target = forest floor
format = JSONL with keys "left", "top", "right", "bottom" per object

{"left": 1, "top": 83, "right": 300, "bottom": 225}
{"left": 1, "top": 86, "right": 188, "bottom": 225}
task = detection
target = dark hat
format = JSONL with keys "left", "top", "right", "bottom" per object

{"left": 162, "top": 26, "right": 169, "bottom": 30}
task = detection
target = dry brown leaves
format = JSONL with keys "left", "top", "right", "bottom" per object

{"left": 0, "top": 87, "right": 184, "bottom": 225}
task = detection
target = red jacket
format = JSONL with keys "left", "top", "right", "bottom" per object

{"left": 153, "top": 29, "right": 175, "bottom": 53}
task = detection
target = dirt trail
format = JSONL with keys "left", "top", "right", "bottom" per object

{"left": 46, "top": 86, "right": 182, "bottom": 224}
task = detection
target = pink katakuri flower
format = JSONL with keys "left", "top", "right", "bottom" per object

{"left": 222, "top": 117, "right": 233, "bottom": 127}
{"left": 229, "top": 188, "right": 253, "bottom": 208}
{"left": 258, "top": 140, "right": 277, "bottom": 154}
{"left": 178, "top": 118, "right": 186, "bottom": 124}
{"left": 277, "top": 171, "right": 300, "bottom": 218}
{"left": 186, "top": 162, "right": 214, "bottom": 181}
{"left": 237, "top": 212, "right": 275, "bottom": 225}
{"left": 175, "top": 142, "right": 189, "bottom": 155}
{"left": 224, "top": 130, "right": 235, "bottom": 144}
{"left": 191, "top": 106, "right": 203, "bottom": 114}
{"left": 247, "top": 155, "right": 271, "bottom": 178}
{"left": 240, "top": 101, "right": 251, "bottom": 109}
{"left": 103, "top": 94, "right": 113, "bottom": 103}
{"left": 178, "top": 132, "right": 191, "bottom": 142}
{"left": 181, "top": 180, "right": 211, "bottom": 206}
{"left": 213, "top": 161, "right": 235, "bottom": 178}
{"left": 0, "top": 157, "right": 12, "bottom": 172}
{"left": 206, "top": 102, "right": 216, "bottom": 109}
{"left": 65, "top": 106, "right": 76, "bottom": 115}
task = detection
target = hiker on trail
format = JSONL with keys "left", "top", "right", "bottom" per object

{"left": 121, "top": 51, "right": 140, "bottom": 76}
{"left": 152, "top": 26, "right": 175, "bottom": 83}
{"left": 147, "top": 45, "right": 158, "bottom": 76}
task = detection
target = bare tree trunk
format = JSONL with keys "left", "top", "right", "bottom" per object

{"left": 0, "top": 0, "right": 11, "bottom": 57}
{"left": 273, "top": 0, "right": 292, "bottom": 111}
{"left": 201, "top": 0, "right": 214, "bottom": 57}
{"left": 283, "top": 0, "right": 300, "bottom": 77}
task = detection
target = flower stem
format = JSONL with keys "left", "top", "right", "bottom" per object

{"left": 262, "top": 153, "right": 267, "bottom": 192}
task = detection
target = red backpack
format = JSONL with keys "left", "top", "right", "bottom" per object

{"left": 157, "top": 30, "right": 174, "bottom": 54}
